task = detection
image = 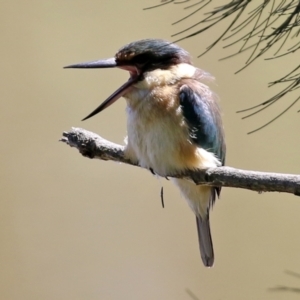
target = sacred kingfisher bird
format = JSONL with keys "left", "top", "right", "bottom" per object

{"left": 65, "top": 39, "right": 226, "bottom": 267}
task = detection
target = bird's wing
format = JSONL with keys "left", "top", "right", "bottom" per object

{"left": 179, "top": 83, "right": 226, "bottom": 198}
{"left": 179, "top": 83, "right": 225, "bottom": 165}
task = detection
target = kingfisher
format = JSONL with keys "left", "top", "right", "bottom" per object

{"left": 65, "top": 39, "right": 226, "bottom": 267}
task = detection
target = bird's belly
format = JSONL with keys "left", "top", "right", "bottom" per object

{"left": 127, "top": 120, "right": 184, "bottom": 175}
{"left": 126, "top": 108, "right": 216, "bottom": 176}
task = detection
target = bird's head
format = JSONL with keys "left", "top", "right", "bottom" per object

{"left": 64, "top": 39, "right": 191, "bottom": 120}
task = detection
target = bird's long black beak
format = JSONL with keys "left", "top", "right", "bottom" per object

{"left": 64, "top": 58, "right": 117, "bottom": 69}
{"left": 64, "top": 58, "right": 139, "bottom": 121}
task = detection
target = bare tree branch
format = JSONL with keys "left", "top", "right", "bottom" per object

{"left": 60, "top": 127, "right": 300, "bottom": 196}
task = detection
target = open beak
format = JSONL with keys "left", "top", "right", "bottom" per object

{"left": 64, "top": 58, "right": 139, "bottom": 121}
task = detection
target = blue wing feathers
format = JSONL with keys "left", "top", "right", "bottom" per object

{"left": 179, "top": 85, "right": 224, "bottom": 162}
{"left": 179, "top": 84, "right": 226, "bottom": 204}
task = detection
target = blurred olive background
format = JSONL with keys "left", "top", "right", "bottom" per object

{"left": 1, "top": 1, "right": 300, "bottom": 299}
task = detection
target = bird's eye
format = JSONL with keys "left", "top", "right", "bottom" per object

{"left": 133, "top": 54, "right": 149, "bottom": 68}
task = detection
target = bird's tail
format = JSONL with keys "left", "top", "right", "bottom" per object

{"left": 171, "top": 178, "right": 215, "bottom": 267}
{"left": 196, "top": 215, "right": 214, "bottom": 267}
